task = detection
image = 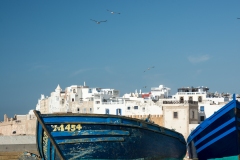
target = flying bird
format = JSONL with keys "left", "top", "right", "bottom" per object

{"left": 143, "top": 69, "right": 149, "bottom": 72}
{"left": 107, "top": 9, "right": 120, "bottom": 14}
{"left": 238, "top": 18, "right": 240, "bottom": 19}
{"left": 90, "top": 19, "right": 107, "bottom": 24}
{"left": 143, "top": 66, "right": 155, "bottom": 72}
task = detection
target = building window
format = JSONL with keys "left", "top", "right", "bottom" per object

{"left": 77, "top": 108, "right": 80, "bottom": 113}
{"left": 127, "top": 106, "right": 131, "bottom": 110}
{"left": 142, "top": 107, "right": 145, "bottom": 112}
{"left": 105, "top": 109, "right": 109, "bottom": 114}
{"left": 90, "top": 108, "right": 92, "bottom": 113}
{"left": 173, "top": 112, "right": 178, "bottom": 119}
{"left": 62, "top": 99, "right": 64, "bottom": 104}
{"left": 72, "top": 98, "right": 74, "bottom": 102}
{"left": 189, "top": 96, "right": 193, "bottom": 101}
{"left": 84, "top": 108, "right": 86, "bottom": 113}
{"left": 116, "top": 109, "right": 122, "bottom": 115}
{"left": 73, "top": 89, "right": 76, "bottom": 93}
{"left": 88, "top": 89, "right": 92, "bottom": 93}
{"left": 200, "top": 116, "right": 205, "bottom": 121}
{"left": 134, "top": 106, "right": 138, "bottom": 109}
{"left": 180, "top": 97, "right": 184, "bottom": 103}
{"left": 96, "top": 101, "right": 100, "bottom": 104}
{"left": 192, "top": 111, "right": 194, "bottom": 119}
{"left": 198, "top": 96, "right": 202, "bottom": 102}
{"left": 200, "top": 106, "right": 204, "bottom": 112}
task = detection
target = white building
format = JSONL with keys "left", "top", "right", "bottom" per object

{"left": 171, "top": 86, "right": 230, "bottom": 134}
{"left": 34, "top": 83, "right": 234, "bottom": 140}
{"left": 151, "top": 85, "right": 171, "bottom": 100}
{"left": 36, "top": 83, "right": 120, "bottom": 114}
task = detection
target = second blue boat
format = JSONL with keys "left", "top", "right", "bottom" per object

{"left": 187, "top": 94, "right": 240, "bottom": 160}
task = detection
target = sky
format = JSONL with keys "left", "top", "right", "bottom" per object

{"left": 1, "top": 0, "right": 240, "bottom": 120}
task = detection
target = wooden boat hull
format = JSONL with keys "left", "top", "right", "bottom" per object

{"left": 34, "top": 111, "right": 186, "bottom": 160}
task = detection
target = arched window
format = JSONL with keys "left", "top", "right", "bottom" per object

{"left": 198, "top": 96, "right": 202, "bottom": 102}
{"left": 116, "top": 109, "right": 122, "bottom": 115}
{"left": 105, "top": 109, "right": 109, "bottom": 114}
{"left": 189, "top": 96, "right": 193, "bottom": 101}
{"left": 180, "top": 97, "right": 184, "bottom": 103}
{"left": 192, "top": 111, "right": 194, "bottom": 119}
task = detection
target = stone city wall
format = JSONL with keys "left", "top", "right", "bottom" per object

{"left": 0, "top": 119, "right": 36, "bottom": 136}
{"left": 127, "top": 115, "right": 164, "bottom": 126}
{"left": 0, "top": 115, "right": 163, "bottom": 136}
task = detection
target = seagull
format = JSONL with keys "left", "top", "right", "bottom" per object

{"left": 143, "top": 66, "right": 155, "bottom": 72}
{"left": 143, "top": 68, "right": 149, "bottom": 72}
{"left": 107, "top": 9, "right": 120, "bottom": 14}
{"left": 143, "top": 86, "right": 147, "bottom": 88}
{"left": 90, "top": 19, "right": 107, "bottom": 24}
{"left": 238, "top": 18, "right": 240, "bottom": 19}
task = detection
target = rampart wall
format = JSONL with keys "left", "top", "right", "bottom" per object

{"left": 0, "top": 119, "right": 36, "bottom": 136}
{"left": 0, "top": 115, "right": 163, "bottom": 136}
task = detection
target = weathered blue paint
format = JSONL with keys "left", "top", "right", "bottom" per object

{"left": 47, "top": 138, "right": 51, "bottom": 159}
{"left": 187, "top": 94, "right": 240, "bottom": 160}
{"left": 51, "top": 130, "right": 130, "bottom": 137}
{"left": 36, "top": 124, "right": 44, "bottom": 158}
{"left": 56, "top": 136, "right": 125, "bottom": 144}
{"left": 51, "top": 144, "right": 55, "bottom": 160}
{"left": 34, "top": 110, "right": 187, "bottom": 160}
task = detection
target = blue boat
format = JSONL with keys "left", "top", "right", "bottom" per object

{"left": 187, "top": 94, "right": 240, "bottom": 160}
{"left": 33, "top": 110, "right": 186, "bottom": 160}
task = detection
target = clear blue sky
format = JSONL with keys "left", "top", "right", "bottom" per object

{"left": 1, "top": 0, "right": 240, "bottom": 119}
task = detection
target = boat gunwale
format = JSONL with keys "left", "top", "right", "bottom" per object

{"left": 35, "top": 119, "right": 42, "bottom": 159}
{"left": 34, "top": 110, "right": 65, "bottom": 160}
{"left": 34, "top": 110, "right": 187, "bottom": 160}
{"left": 39, "top": 113, "right": 186, "bottom": 144}
{"left": 43, "top": 121, "right": 186, "bottom": 144}
{"left": 39, "top": 113, "right": 183, "bottom": 135}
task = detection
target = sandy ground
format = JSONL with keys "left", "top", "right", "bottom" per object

{"left": 0, "top": 144, "right": 38, "bottom": 160}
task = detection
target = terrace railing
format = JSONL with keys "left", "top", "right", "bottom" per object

{"left": 163, "top": 100, "right": 198, "bottom": 105}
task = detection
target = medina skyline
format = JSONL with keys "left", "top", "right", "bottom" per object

{"left": 1, "top": 0, "right": 240, "bottom": 119}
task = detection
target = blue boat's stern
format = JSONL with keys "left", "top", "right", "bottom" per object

{"left": 187, "top": 95, "right": 240, "bottom": 160}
